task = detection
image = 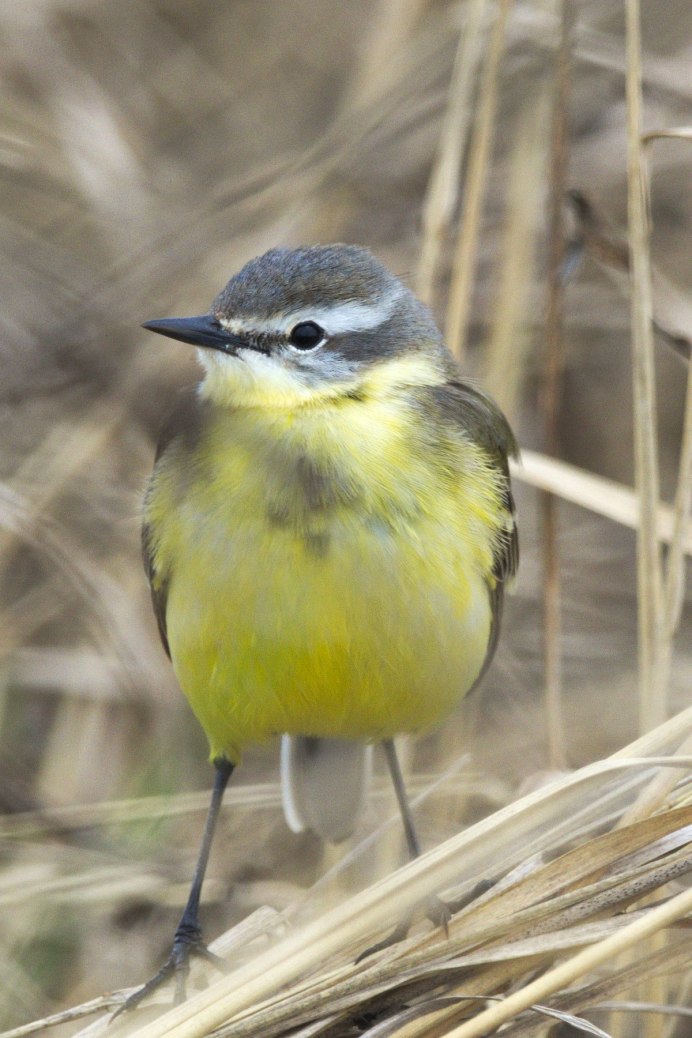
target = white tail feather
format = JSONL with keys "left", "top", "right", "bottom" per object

{"left": 280, "top": 736, "right": 372, "bottom": 843}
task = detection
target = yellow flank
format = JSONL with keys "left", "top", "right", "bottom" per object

{"left": 145, "top": 354, "right": 506, "bottom": 763}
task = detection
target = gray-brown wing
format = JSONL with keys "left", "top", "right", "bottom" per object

{"left": 141, "top": 385, "right": 211, "bottom": 660}
{"left": 430, "top": 380, "right": 519, "bottom": 682}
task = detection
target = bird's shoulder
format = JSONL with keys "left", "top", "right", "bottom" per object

{"left": 151, "top": 383, "right": 213, "bottom": 468}
{"left": 427, "top": 379, "right": 518, "bottom": 469}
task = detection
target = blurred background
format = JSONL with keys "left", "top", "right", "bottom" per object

{"left": 0, "top": 0, "right": 690, "bottom": 1030}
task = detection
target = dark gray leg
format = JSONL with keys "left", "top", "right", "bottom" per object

{"left": 116, "top": 758, "right": 234, "bottom": 1014}
{"left": 356, "top": 740, "right": 451, "bottom": 962}
{"left": 382, "top": 738, "right": 422, "bottom": 859}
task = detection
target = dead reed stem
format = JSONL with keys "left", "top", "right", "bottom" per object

{"left": 445, "top": 0, "right": 512, "bottom": 358}
{"left": 510, "top": 450, "right": 692, "bottom": 552}
{"left": 541, "top": 1, "right": 572, "bottom": 771}
{"left": 663, "top": 357, "right": 692, "bottom": 638}
{"left": 625, "top": 0, "right": 665, "bottom": 733}
{"left": 483, "top": 92, "right": 545, "bottom": 418}
{"left": 416, "top": 0, "right": 488, "bottom": 305}
{"left": 650, "top": 360, "right": 692, "bottom": 810}
{"left": 444, "top": 886, "right": 692, "bottom": 1038}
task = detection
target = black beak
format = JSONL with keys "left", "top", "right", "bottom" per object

{"left": 142, "top": 315, "right": 246, "bottom": 354}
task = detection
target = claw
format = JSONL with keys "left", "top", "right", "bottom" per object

{"left": 355, "top": 913, "right": 414, "bottom": 963}
{"left": 355, "top": 894, "right": 456, "bottom": 964}
{"left": 425, "top": 894, "right": 451, "bottom": 937}
{"left": 112, "top": 929, "right": 227, "bottom": 1019}
{"left": 447, "top": 877, "right": 496, "bottom": 914}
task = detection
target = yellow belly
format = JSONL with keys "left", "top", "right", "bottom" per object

{"left": 147, "top": 396, "right": 501, "bottom": 762}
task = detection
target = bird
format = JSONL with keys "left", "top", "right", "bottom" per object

{"left": 127, "top": 243, "right": 518, "bottom": 1009}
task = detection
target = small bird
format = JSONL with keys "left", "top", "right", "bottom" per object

{"left": 129, "top": 243, "right": 518, "bottom": 1007}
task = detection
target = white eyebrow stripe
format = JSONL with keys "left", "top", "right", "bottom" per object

{"left": 217, "top": 285, "right": 404, "bottom": 338}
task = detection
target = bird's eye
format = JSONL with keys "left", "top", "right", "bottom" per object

{"left": 288, "top": 321, "right": 324, "bottom": 350}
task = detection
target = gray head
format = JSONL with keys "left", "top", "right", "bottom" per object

{"left": 143, "top": 244, "right": 449, "bottom": 406}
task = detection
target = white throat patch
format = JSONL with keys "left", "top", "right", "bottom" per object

{"left": 197, "top": 346, "right": 357, "bottom": 408}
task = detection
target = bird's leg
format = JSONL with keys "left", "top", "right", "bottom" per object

{"left": 382, "top": 739, "right": 452, "bottom": 931}
{"left": 383, "top": 742, "right": 499, "bottom": 916}
{"left": 356, "top": 740, "right": 449, "bottom": 962}
{"left": 382, "top": 738, "right": 421, "bottom": 859}
{"left": 115, "top": 758, "right": 234, "bottom": 1015}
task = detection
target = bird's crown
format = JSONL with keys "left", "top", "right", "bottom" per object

{"left": 144, "top": 243, "right": 450, "bottom": 408}
{"left": 213, "top": 244, "right": 401, "bottom": 322}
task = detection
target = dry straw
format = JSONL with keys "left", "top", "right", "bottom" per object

{"left": 26, "top": 707, "right": 685, "bottom": 1038}
{"left": 512, "top": 450, "right": 692, "bottom": 554}
{"left": 540, "top": 1, "right": 572, "bottom": 773}
{"left": 445, "top": 0, "right": 512, "bottom": 358}
{"left": 625, "top": 0, "right": 665, "bottom": 735}
{"left": 416, "top": 0, "right": 489, "bottom": 306}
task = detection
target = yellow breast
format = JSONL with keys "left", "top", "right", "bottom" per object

{"left": 145, "top": 382, "right": 505, "bottom": 762}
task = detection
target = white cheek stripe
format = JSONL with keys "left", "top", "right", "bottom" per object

{"left": 217, "top": 285, "right": 404, "bottom": 338}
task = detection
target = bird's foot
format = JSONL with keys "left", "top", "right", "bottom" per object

{"left": 113, "top": 922, "right": 228, "bottom": 1018}
{"left": 444, "top": 877, "right": 495, "bottom": 915}
{"left": 355, "top": 875, "right": 499, "bottom": 962}
{"left": 425, "top": 893, "right": 452, "bottom": 935}
{"left": 355, "top": 894, "right": 451, "bottom": 963}
{"left": 354, "top": 912, "right": 414, "bottom": 963}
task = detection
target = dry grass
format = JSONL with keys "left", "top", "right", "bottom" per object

{"left": 7, "top": 712, "right": 692, "bottom": 1038}
{"left": 0, "top": 1, "right": 690, "bottom": 1036}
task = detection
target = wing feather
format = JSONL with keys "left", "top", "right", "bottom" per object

{"left": 430, "top": 379, "right": 519, "bottom": 683}
{"left": 141, "top": 386, "right": 210, "bottom": 659}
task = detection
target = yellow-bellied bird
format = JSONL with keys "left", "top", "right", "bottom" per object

{"left": 129, "top": 244, "right": 518, "bottom": 1007}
